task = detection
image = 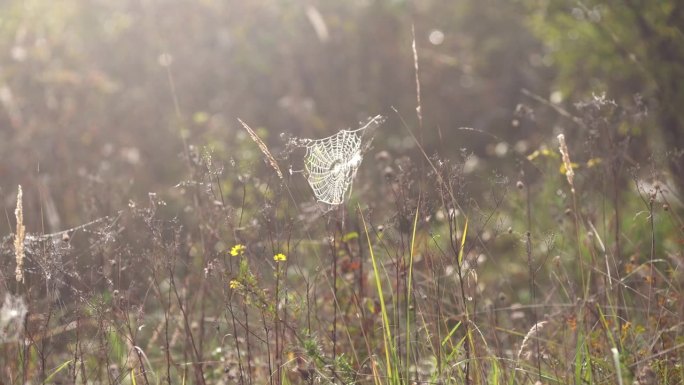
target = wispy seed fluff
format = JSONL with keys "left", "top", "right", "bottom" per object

{"left": 557, "top": 134, "right": 575, "bottom": 193}
{"left": 238, "top": 118, "right": 284, "bottom": 179}
{"left": 14, "top": 185, "right": 26, "bottom": 283}
{"left": 517, "top": 320, "right": 548, "bottom": 361}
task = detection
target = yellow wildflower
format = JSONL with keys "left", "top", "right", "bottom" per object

{"left": 230, "top": 244, "right": 246, "bottom": 257}
{"left": 229, "top": 280, "right": 242, "bottom": 290}
{"left": 586, "top": 157, "right": 603, "bottom": 168}
{"left": 273, "top": 253, "right": 287, "bottom": 262}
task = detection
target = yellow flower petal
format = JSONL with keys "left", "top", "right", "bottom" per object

{"left": 230, "top": 244, "right": 246, "bottom": 257}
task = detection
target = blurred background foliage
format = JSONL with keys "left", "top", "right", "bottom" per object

{"left": 0, "top": 0, "right": 682, "bottom": 229}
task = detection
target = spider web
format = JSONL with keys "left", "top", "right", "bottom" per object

{"left": 300, "top": 115, "right": 384, "bottom": 205}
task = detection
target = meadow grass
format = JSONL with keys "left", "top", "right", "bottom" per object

{"left": 1, "top": 78, "right": 683, "bottom": 385}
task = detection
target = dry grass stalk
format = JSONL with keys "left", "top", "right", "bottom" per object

{"left": 517, "top": 320, "right": 548, "bottom": 361}
{"left": 557, "top": 134, "right": 575, "bottom": 192}
{"left": 238, "top": 118, "right": 283, "bottom": 179}
{"left": 632, "top": 365, "right": 656, "bottom": 385}
{"left": 412, "top": 24, "right": 423, "bottom": 134}
{"left": 14, "top": 185, "right": 26, "bottom": 283}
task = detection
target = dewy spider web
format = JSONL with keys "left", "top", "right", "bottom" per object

{"left": 300, "top": 115, "right": 384, "bottom": 205}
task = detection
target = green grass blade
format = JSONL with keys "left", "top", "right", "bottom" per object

{"left": 441, "top": 321, "right": 462, "bottom": 347}
{"left": 574, "top": 332, "right": 583, "bottom": 385}
{"left": 359, "top": 204, "right": 396, "bottom": 383}
{"left": 43, "top": 360, "right": 73, "bottom": 384}
{"left": 406, "top": 192, "right": 421, "bottom": 381}
{"left": 458, "top": 217, "right": 468, "bottom": 267}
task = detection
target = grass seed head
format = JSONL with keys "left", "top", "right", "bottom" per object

{"left": 14, "top": 185, "right": 25, "bottom": 284}
{"left": 557, "top": 134, "right": 575, "bottom": 192}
